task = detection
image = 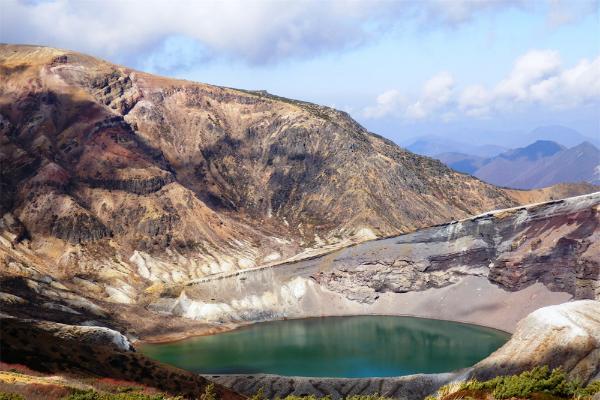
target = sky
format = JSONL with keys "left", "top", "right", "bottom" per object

{"left": 1, "top": 0, "right": 599, "bottom": 147}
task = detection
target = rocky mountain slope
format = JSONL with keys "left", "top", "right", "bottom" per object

{"left": 0, "top": 44, "right": 517, "bottom": 300}
{"left": 437, "top": 140, "right": 600, "bottom": 189}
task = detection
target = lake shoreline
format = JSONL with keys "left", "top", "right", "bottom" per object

{"left": 139, "top": 315, "right": 510, "bottom": 378}
{"left": 136, "top": 312, "right": 513, "bottom": 345}
{"left": 135, "top": 275, "right": 572, "bottom": 345}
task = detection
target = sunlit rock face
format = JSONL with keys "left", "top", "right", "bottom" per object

{"left": 470, "top": 300, "right": 600, "bottom": 384}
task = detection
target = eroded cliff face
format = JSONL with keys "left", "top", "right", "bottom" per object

{"left": 148, "top": 192, "right": 599, "bottom": 334}
{"left": 0, "top": 44, "right": 518, "bottom": 304}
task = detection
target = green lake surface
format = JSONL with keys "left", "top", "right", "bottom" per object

{"left": 141, "top": 316, "right": 510, "bottom": 378}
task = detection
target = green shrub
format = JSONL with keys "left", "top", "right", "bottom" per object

{"left": 200, "top": 383, "right": 217, "bottom": 400}
{"left": 0, "top": 393, "right": 26, "bottom": 400}
{"left": 61, "top": 389, "right": 168, "bottom": 400}
{"left": 346, "top": 396, "right": 391, "bottom": 400}
{"left": 250, "top": 388, "right": 266, "bottom": 400}
{"left": 461, "top": 366, "right": 598, "bottom": 399}
{"left": 574, "top": 380, "right": 600, "bottom": 398}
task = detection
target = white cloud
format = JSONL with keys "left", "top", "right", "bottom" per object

{"left": 459, "top": 85, "right": 492, "bottom": 117}
{"left": 494, "top": 50, "right": 561, "bottom": 101}
{"left": 366, "top": 71, "right": 455, "bottom": 120}
{"left": 488, "top": 50, "right": 600, "bottom": 112}
{"left": 421, "top": 71, "right": 455, "bottom": 107}
{"left": 551, "top": 56, "right": 600, "bottom": 106}
{"left": 364, "top": 50, "right": 600, "bottom": 121}
{"left": 1, "top": 0, "right": 589, "bottom": 70}
{"left": 1, "top": 0, "right": 383, "bottom": 67}
{"left": 363, "top": 89, "right": 405, "bottom": 118}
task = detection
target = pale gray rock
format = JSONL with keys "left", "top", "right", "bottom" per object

{"left": 6, "top": 316, "right": 135, "bottom": 352}
{"left": 470, "top": 300, "right": 600, "bottom": 384}
{"left": 209, "top": 372, "right": 456, "bottom": 400}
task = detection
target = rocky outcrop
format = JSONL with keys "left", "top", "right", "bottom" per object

{"left": 307, "top": 193, "right": 600, "bottom": 302}
{"left": 470, "top": 300, "right": 600, "bottom": 384}
{"left": 88, "top": 70, "right": 142, "bottom": 115}
{"left": 0, "top": 213, "right": 28, "bottom": 244}
{"left": 50, "top": 212, "right": 111, "bottom": 243}
{"left": 82, "top": 174, "right": 174, "bottom": 195}
{"left": 1, "top": 315, "right": 133, "bottom": 352}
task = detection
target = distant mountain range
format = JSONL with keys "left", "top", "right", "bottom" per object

{"left": 401, "top": 125, "right": 599, "bottom": 152}
{"left": 435, "top": 140, "right": 600, "bottom": 189}
{"left": 406, "top": 137, "right": 506, "bottom": 158}
{"left": 524, "top": 125, "right": 599, "bottom": 148}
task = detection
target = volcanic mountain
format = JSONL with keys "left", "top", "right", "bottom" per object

{"left": 0, "top": 44, "right": 517, "bottom": 285}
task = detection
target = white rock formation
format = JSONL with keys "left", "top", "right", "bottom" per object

{"left": 471, "top": 300, "right": 600, "bottom": 383}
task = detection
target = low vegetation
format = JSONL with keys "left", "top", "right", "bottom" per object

{"left": 427, "top": 367, "right": 600, "bottom": 400}
{"left": 0, "top": 391, "right": 181, "bottom": 400}
{"left": 0, "top": 391, "right": 398, "bottom": 400}
{"left": 62, "top": 392, "right": 177, "bottom": 400}
{"left": 2, "top": 367, "right": 599, "bottom": 400}
{"left": 0, "top": 369, "right": 182, "bottom": 400}
{"left": 252, "top": 394, "right": 393, "bottom": 400}
{"left": 0, "top": 394, "right": 26, "bottom": 400}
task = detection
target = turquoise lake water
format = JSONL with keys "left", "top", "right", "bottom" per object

{"left": 141, "top": 316, "right": 509, "bottom": 378}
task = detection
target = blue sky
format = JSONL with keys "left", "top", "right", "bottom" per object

{"left": 1, "top": 0, "right": 599, "bottom": 147}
